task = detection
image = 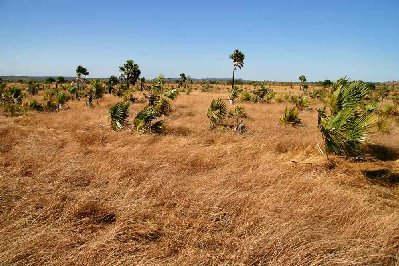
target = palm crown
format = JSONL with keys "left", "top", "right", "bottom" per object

{"left": 229, "top": 49, "right": 245, "bottom": 69}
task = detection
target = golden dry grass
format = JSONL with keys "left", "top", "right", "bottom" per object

{"left": 1, "top": 85, "right": 399, "bottom": 265}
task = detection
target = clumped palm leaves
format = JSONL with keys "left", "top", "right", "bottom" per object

{"left": 1, "top": 87, "right": 24, "bottom": 116}
{"left": 28, "top": 100, "right": 44, "bottom": 112}
{"left": 290, "top": 95, "right": 309, "bottom": 110}
{"left": 279, "top": 106, "right": 301, "bottom": 125}
{"left": 229, "top": 105, "right": 247, "bottom": 126}
{"left": 164, "top": 89, "right": 178, "bottom": 100}
{"left": 229, "top": 86, "right": 242, "bottom": 101}
{"left": 109, "top": 101, "right": 130, "bottom": 130}
{"left": 207, "top": 98, "right": 228, "bottom": 128}
{"left": 154, "top": 96, "right": 171, "bottom": 116}
{"left": 318, "top": 78, "right": 377, "bottom": 156}
{"left": 90, "top": 79, "right": 104, "bottom": 100}
{"left": 254, "top": 86, "right": 274, "bottom": 102}
{"left": 131, "top": 79, "right": 179, "bottom": 133}
{"left": 27, "top": 80, "right": 40, "bottom": 95}
{"left": 133, "top": 106, "right": 164, "bottom": 133}
{"left": 108, "top": 75, "right": 119, "bottom": 94}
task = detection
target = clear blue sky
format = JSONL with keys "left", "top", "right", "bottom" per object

{"left": 0, "top": 0, "right": 398, "bottom": 81}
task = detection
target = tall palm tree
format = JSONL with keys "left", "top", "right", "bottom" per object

{"left": 298, "top": 75, "right": 307, "bottom": 91}
{"left": 76, "top": 65, "right": 89, "bottom": 91}
{"left": 119, "top": 59, "right": 141, "bottom": 89}
{"left": 76, "top": 65, "right": 89, "bottom": 78}
{"left": 229, "top": 49, "right": 245, "bottom": 90}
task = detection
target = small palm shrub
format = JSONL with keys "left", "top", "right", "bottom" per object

{"left": 133, "top": 106, "right": 164, "bottom": 133}
{"left": 9, "top": 87, "right": 23, "bottom": 104}
{"left": 44, "top": 89, "right": 57, "bottom": 111}
{"left": 154, "top": 96, "right": 171, "bottom": 116}
{"left": 240, "top": 91, "right": 252, "bottom": 101}
{"left": 1, "top": 87, "right": 24, "bottom": 116}
{"left": 164, "top": 88, "right": 178, "bottom": 100}
{"left": 318, "top": 79, "right": 377, "bottom": 156}
{"left": 109, "top": 101, "right": 130, "bottom": 130}
{"left": 132, "top": 83, "right": 179, "bottom": 134}
{"left": 27, "top": 80, "right": 40, "bottom": 95}
{"left": 28, "top": 100, "right": 44, "bottom": 112}
{"left": 91, "top": 79, "right": 104, "bottom": 100}
{"left": 279, "top": 106, "right": 301, "bottom": 125}
{"left": 57, "top": 92, "right": 68, "bottom": 105}
{"left": 274, "top": 93, "right": 284, "bottom": 103}
{"left": 207, "top": 98, "right": 228, "bottom": 128}
{"left": 289, "top": 95, "right": 309, "bottom": 110}
{"left": 254, "top": 86, "right": 274, "bottom": 102}
{"left": 229, "top": 105, "right": 247, "bottom": 126}
{"left": 201, "top": 84, "right": 210, "bottom": 92}
{"left": 229, "top": 86, "right": 242, "bottom": 101}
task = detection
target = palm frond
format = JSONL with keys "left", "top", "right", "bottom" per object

{"left": 207, "top": 98, "right": 227, "bottom": 128}
{"left": 109, "top": 101, "right": 130, "bottom": 131}
{"left": 164, "top": 89, "right": 178, "bottom": 100}
{"left": 133, "top": 106, "right": 160, "bottom": 131}
{"left": 279, "top": 106, "right": 301, "bottom": 125}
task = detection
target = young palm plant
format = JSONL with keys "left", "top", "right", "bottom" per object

{"left": 279, "top": 106, "right": 301, "bottom": 125}
{"left": 133, "top": 106, "right": 164, "bottom": 133}
{"left": 318, "top": 78, "right": 377, "bottom": 156}
{"left": 207, "top": 98, "right": 228, "bottom": 128}
{"left": 109, "top": 101, "right": 130, "bottom": 130}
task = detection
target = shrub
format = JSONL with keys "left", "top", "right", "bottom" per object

{"left": 28, "top": 100, "right": 44, "bottom": 112}
{"left": 109, "top": 101, "right": 130, "bottom": 130}
{"left": 133, "top": 106, "right": 164, "bottom": 133}
{"left": 229, "top": 105, "right": 247, "bottom": 126}
{"left": 207, "top": 98, "right": 227, "bottom": 128}
{"left": 164, "top": 89, "right": 178, "bottom": 100}
{"left": 295, "top": 96, "right": 309, "bottom": 110}
{"left": 279, "top": 106, "right": 301, "bottom": 125}
{"left": 254, "top": 86, "right": 274, "bottom": 102}
{"left": 91, "top": 79, "right": 104, "bottom": 100}
{"left": 318, "top": 79, "right": 377, "bottom": 156}
{"left": 27, "top": 80, "right": 40, "bottom": 95}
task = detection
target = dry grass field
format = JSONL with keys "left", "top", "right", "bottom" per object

{"left": 1, "top": 84, "right": 399, "bottom": 265}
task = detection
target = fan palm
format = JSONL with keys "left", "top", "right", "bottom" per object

{"left": 279, "top": 106, "right": 301, "bottom": 125}
{"left": 207, "top": 98, "right": 228, "bottom": 128}
{"left": 229, "top": 49, "right": 245, "bottom": 90}
{"left": 109, "top": 101, "right": 130, "bottom": 130}
{"left": 119, "top": 59, "right": 141, "bottom": 89}
{"left": 133, "top": 106, "right": 161, "bottom": 132}
{"left": 318, "top": 78, "right": 377, "bottom": 156}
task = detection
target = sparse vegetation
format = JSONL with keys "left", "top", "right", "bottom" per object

{"left": 1, "top": 65, "right": 398, "bottom": 266}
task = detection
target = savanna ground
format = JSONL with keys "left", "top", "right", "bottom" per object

{"left": 1, "top": 84, "right": 399, "bottom": 265}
